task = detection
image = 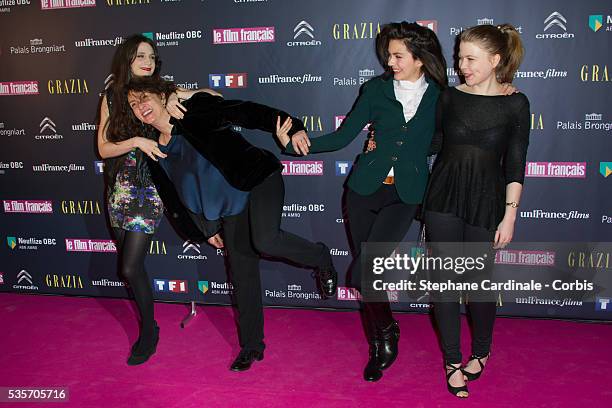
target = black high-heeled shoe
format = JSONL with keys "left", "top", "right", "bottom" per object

{"left": 461, "top": 353, "right": 489, "bottom": 381}
{"left": 127, "top": 322, "right": 160, "bottom": 366}
{"left": 446, "top": 362, "right": 469, "bottom": 398}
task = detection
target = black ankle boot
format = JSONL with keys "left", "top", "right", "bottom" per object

{"left": 127, "top": 321, "right": 160, "bottom": 366}
{"left": 363, "top": 320, "right": 400, "bottom": 381}
{"left": 314, "top": 243, "right": 338, "bottom": 298}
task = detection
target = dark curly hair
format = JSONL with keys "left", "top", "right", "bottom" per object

{"left": 376, "top": 22, "right": 448, "bottom": 88}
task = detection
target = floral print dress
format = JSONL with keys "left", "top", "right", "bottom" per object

{"left": 108, "top": 149, "right": 163, "bottom": 234}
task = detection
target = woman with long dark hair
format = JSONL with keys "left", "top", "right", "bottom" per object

{"left": 279, "top": 22, "right": 448, "bottom": 382}
{"left": 97, "top": 34, "right": 218, "bottom": 365}
{"left": 423, "top": 24, "right": 529, "bottom": 397}
{"left": 121, "top": 77, "right": 337, "bottom": 372}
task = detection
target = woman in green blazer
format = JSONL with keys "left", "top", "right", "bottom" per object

{"left": 279, "top": 22, "right": 448, "bottom": 382}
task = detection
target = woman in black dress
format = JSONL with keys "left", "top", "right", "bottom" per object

{"left": 423, "top": 24, "right": 530, "bottom": 397}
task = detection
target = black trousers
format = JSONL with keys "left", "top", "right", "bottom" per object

{"left": 222, "top": 170, "right": 331, "bottom": 352}
{"left": 424, "top": 210, "right": 497, "bottom": 364}
{"left": 345, "top": 184, "right": 419, "bottom": 337}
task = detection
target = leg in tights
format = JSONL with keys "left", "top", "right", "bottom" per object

{"left": 222, "top": 210, "right": 265, "bottom": 352}
{"left": 463, "top": 222, "right": 496, "bottom": 358}
{"left": 424, "top": 211, "right": 464, "bottom": 364}
{"left": 248, "top": 171, "right": 330, "bottom": 268}
{"left": 346, "top": 186, "right": 418, "bottom": 334}
{"left": 113, "top": 228, "right": 155, "bottom": 350}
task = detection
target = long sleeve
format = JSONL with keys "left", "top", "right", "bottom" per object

{"left": 183, "top": 93, "right": 305, "bottom": 137}
{"left": 428, "top": 91, "right": 445, "bottom": 155}
{"left": 285, "top": 81, "right": 371, "bottom": 154}
{"left": 503, "top": 97, "right": 530, "bottom": 185}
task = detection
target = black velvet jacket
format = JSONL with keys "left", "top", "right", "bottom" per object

{"left": 147, "top": 92, "right": 305, "bottom": 242}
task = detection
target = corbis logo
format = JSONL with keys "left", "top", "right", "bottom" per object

{"left": 568, "top": 250, "right": 611, "bottom": 270}
{"left": 301, "top": 115, "right": 323, "bottom": 132}
{"left": 282, "top": 203, "right": 325, "bottom": 218}
{"left": 520, "top": 209, "right": 590, "bottom": 221}
{"left": 45, "top": 274, "right": 84, "bottom": 289}
{"left": 47, "top": 78, "right": 89, "bottom": 95}
{"left": 0, "top": 81, "right": 39, "bottom": 96}
{"left": 60, "top": 200, "right": 102, "bottom": 215}
{"left": 287, "top": 20, "right": 321, "bottom": 47}
{"left": 7, "top": 236, "right": 57, "bottom": 250}
{"left": 596, "top": 297, "right": 611, "bottom": 311}
{"left": 0, "top": 122, "right": 26, "bottom": 137}
{"left": 65, "top": 238, "right": 116, "bottom": 253}
{"left": 258, "top": 73, "right": 322, "bottom": 85}
{"left": 495, "top": 250, "right": 555, "bottom": 266}
{"left": 536, "top": 11, "right": 575, "bottom": 39}
{"left": 154, "top": 279, "right": 188, "bottom": 293}
{"left": 178, "top": 241, "right": 208, "bottom": 260}
{"left": 589, "top": 15, "right": 612, "bottom": 32}
{"left": 580, "top": 65, "right": 610, "bottom": 82}
{"left": 209, "top": 73, "right": 247, "bottom": 89}
{"left": 525, "top": 162, "right": 586, "bottom": 178}
{"left": 41, "top": 0, "right": 96, "bottom": 10}
{"left": 600, "top": 162, "right": 612, "bottom": 178}
{"left": 332, "top": 22, "right": 381, "bottom": 40}
{"left": 74, "top": 36, "right": 123, "bottom": 48}
{"left": 14, "top": 269, "right": 38, "bottom": 291}
{"left": 213, "top": 26, "right": 275, "bottom": 44}
{"left": 3, "top": 200, "right": 53, "bottom": 214}
{"left": 106, "top": 0, "right": 149, "bottom": 6}
{"left": 335, "top": 161, "right": 352, "bottom": 176}
{"left": 10, "top": 38, "right": 66, "bottom": 55}
{"left": 149, "top": 240, "right": 167, "bottom": 255}
{"left": 281, "top": 161, "right": 324, "bottom": 176}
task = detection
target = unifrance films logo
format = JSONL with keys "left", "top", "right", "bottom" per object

{"left": 212, "top": 26, "right": 275, "bottom": 44}
{"left": 0, "top": 81, "right": 39, "bottom": 96}
{"left": 65, "top": 238, "right": 117, "bottom": 253}
{"left": 281, "top": 161, "right": 324, "bottom": 176}
{"left": 40, "top": 0, "right": 96, "bottom": 10}
{"left": 3, "top": 200, "right": 53, "bottom": 213}
{"left": 525, "top": 162, "right": 586, "bottom": 178}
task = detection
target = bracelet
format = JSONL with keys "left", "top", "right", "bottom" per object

{"left": 506, "top": 201, "right": 519, "bottom": 208}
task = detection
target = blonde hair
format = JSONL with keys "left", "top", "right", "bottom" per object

{"left": 460, "top": 24, "right": 524, "bottom": 83}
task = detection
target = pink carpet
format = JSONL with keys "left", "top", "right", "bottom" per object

{"left": 1, "top": 293, "right": 610, "bottom": 407}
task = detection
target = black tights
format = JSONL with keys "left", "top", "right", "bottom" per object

{"left": 424, "top": 211, "right": 496, "bottom": 364}
{"left": 113, "top": 228, "right": 155, "bottom": 350}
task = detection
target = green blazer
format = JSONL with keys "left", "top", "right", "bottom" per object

{"left": 285, "top": 75, "right": 441, "bottom": 204}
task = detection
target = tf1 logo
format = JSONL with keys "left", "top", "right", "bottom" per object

{"left": 209, "top": 73, "right": 247, "bottom": 89}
